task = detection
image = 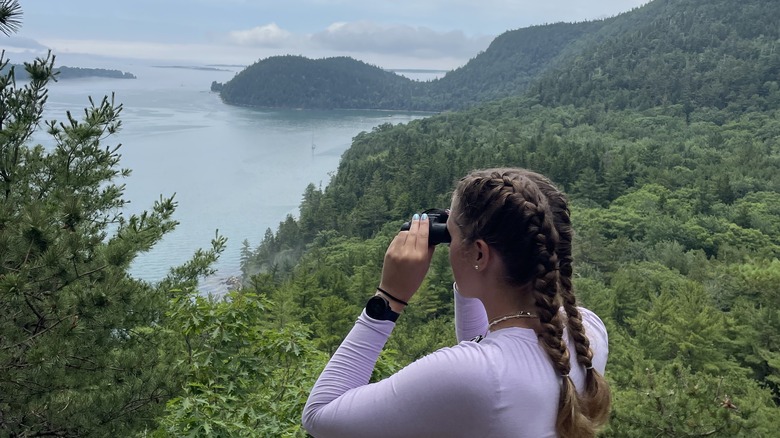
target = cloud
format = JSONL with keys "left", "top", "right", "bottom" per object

{"left": 35, "top": 38, "right": 269, "bottom": 65}
{"left": 226, "top": 23, "right": 297, "bottom": 48}
{"left": 312, "top": 21, "right": 492, "bottom": 58}
{"left": 3, "top": 36, "right": 49, "bottom": 50}
{"left": 222, "top": 20, "right": 491, "bottom": 60}
{"left": 0, "top": 37, "right": 50, "bottom": 61}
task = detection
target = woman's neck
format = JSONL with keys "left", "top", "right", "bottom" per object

{"left": 481, "top": 283, "right": 542, "bottom": 332}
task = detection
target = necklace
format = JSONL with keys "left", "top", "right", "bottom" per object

{"left": 488, "top": 311, "right": 538, "bottom": 331}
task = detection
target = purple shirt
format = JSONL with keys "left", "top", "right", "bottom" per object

{"left": 302, "top": 286, "right": 609, "bottom": 438}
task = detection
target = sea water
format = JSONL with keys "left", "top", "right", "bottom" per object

{"left": 37, "top": 65, "right": 430, "bottom": 292}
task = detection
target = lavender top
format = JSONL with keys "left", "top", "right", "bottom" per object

{"left": 302, "top": 286, "right": 609, "bottom": 438}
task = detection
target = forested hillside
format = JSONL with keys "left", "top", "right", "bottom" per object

{"left": 425, "top": 20, "right": 606, "bottom": 110}
{"left": 3, "top": 0, "right": 780, "bottom": 436}
{"left": 532, "top": 0, "right": 780, "bottom": 117}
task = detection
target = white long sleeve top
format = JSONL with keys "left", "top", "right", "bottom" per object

{"left": 302, "top": 286, "right": 609, "bottom": 438}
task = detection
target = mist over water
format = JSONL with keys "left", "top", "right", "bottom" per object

{"left": 37, "top": 65, "right": 429, "bottom": 292}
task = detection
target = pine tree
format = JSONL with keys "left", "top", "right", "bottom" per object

{"left": 0, "top": 51, "right": 169, "bottom": 435}
{"left": 0, "top": 30, "right": 224, "bottom": 435}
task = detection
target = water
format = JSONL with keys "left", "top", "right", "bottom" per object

{"left": 36, "top": 65, "right": 429, "bottom": 291}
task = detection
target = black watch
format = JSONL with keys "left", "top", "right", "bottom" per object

{"left": 365, "top": 295, "right": 400, "bottom": 322}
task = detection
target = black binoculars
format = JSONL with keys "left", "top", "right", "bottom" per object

{"left": 400, "top": 208, "right": 451, "bottom": 246}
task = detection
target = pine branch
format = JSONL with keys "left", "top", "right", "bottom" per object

{"left": 23, "top": 292, "right": 45, "bottom": 328}
{"left": 1, "top": 314, "right": 72, "bottom": 351}
{"left": 0, "top": 0, "right": 22, "bottom": 36}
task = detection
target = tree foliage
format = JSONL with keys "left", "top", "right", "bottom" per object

{"left": 154, "top": 290, "right": 325, "bottom": 437}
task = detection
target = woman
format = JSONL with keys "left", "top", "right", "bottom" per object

{"left": 302, "top": 168, "right": 611, "bottom": 437}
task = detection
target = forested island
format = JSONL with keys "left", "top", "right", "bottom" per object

{"left": 215, "top": 55, "right": 420, "bottom": 109}
{"left": 2, "top": 0, "right": 780, "bottom": 436}
{"left": 2, "top": 63, "right": 136, "bottom": 79}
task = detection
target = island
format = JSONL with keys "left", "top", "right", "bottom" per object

{"left": 1, "top": 64, "right": 136, "bottom": 80}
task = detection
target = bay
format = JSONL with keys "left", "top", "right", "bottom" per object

{"left": 38, "top": 65, "right": 429, "bottom": 292}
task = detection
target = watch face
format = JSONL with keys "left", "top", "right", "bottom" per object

{"left": 366, "top": 295, "right": 388, "bottom": 319}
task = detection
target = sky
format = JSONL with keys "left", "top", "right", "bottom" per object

{"left": 2, "top": 0, "right": 651, "bottom": 70}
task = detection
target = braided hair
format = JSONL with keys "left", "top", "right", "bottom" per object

{"left": 523, "top": 170, "right": 612, "bottom": 428}
{"left": 453, "top": 168, "right": 606, "bottom": 437}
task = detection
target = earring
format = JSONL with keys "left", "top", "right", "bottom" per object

{"left": 474, "top": 265, "right": 479, "bottom": 270}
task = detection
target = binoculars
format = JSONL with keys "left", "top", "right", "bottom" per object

{"left": 400, "top": 208, "right": 451, "bottom": 246}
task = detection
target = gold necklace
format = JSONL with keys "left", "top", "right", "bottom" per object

{"left": 488, "top": 311, "right": 538, "bottom": 331}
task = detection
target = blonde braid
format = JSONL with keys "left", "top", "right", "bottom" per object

{"left": 520, "top": 188, "right": 592, "bottom": 438}
{"left": 524, "top": 170, "right": 611, "bottom": 429}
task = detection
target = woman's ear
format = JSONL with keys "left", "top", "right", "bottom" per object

{"left": 473, "top": 239, "right": 491, "bottom": 269}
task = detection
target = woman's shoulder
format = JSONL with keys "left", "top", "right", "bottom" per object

{"left": 405, "top": 336, "right": 533, "bottom": 387}
{"left": 391, "top": 341, "right": 500, "bottom": 411}
{"left": 415, "top": 339, "right": 497, "bottom": 376}
{"left": 416, "top": 336, "right": 553, "bottom": 398}
{"left": 577, "top": 307, "right": 608, "bottom": 343}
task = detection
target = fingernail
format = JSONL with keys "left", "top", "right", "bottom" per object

{"left": 421, "top": 213, "right": 428, "bottom": 220}
{"left": 413, "top": 213, "right": 420, "bottom": 221}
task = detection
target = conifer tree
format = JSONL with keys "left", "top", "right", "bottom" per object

{"left": 0, "top": 52, "right": 165, "bottom": 436}
{"left": 0, "top": 13, "right": 224, "bottom": 435}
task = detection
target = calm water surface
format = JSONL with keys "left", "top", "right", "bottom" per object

{"left": 39, "top": 65, "right": 429, "bottom": 291}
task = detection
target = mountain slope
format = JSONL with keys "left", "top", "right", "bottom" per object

{"left": 531, "top": 0, "right": 780, "bottom": 117}
{"left": 424, "top": 20, "right": 607, "bottom": 110}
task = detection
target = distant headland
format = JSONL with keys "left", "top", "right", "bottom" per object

{"left": 2, "top": 64, "right": 136, "bottom": 80}
{"left": 386, "top": 68, "right": 450, "bottom": 75}
{"left": 153, "top": 65, "right": 233, "bottom": 72}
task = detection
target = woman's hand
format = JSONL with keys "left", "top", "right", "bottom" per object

{"left": 378, "top": 213, "right": 436, "bottom": 306}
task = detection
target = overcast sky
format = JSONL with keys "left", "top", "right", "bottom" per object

{"left": 2, "top": 0, "right": 650, "bottom": 70}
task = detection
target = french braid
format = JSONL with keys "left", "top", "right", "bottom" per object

{"left": 524, "top": 170, "right": 611, "bottom": 428}
{"left": 453, "top": 169, "right": 593, "bottom": 437}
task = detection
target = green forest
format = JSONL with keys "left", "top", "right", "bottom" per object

{"left": 2, "top": 0, "right": 780, "bottom": 436}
